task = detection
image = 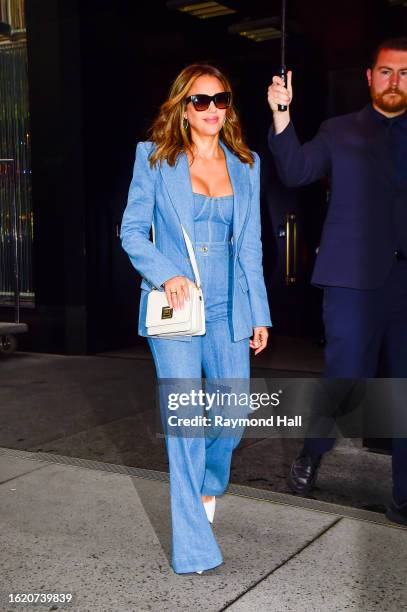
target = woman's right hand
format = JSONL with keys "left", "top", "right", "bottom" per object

{"left": 164, "top": 276, "right": 193, "bottom": 310}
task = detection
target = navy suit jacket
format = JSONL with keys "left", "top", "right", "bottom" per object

{"left": 268, "top": 105, "right": 407, "bottom": 290}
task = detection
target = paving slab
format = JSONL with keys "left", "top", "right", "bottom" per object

{"left": 0, "top": 353, "right": 155, "bottom": 450}
{"left": 231, "top": 437, "right": 392, "bottom": 511}
{"left": 28, "top": 413, "right": 168, "bottom": 472}
{"left": 0, "top": 456, "right": 49, "bottom": 485}
{"left": 0, "top": 454, "right": 339, "bottom": 612}
{"left": 228, "top": 518, "right": 407, "bottom": 612}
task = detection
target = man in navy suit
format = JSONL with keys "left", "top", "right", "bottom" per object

{"left": 267, "top": 37, "right": 407, "bottom": 525}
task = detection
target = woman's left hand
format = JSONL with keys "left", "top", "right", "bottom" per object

{"left": 250, "top": 327, "right": 269, "bottom": 355}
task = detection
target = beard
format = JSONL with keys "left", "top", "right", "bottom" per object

{"left": 371, "top": 86, "right": 407, "bottom": 114}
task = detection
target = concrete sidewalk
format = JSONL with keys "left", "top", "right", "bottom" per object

{"left": 1, "top": 450, "right": 406, "bottom": 612}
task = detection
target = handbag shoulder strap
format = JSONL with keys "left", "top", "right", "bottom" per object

{"left": 151, "top": 222, "right": 201, "bottom": 288}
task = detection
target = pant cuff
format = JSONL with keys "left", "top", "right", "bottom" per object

{"left": 172, "top": 552, "right": 223, "bottom": 574}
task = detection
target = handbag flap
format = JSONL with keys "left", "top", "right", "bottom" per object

{"left": 146, "top": 289, "right": 196, "bottom": 327}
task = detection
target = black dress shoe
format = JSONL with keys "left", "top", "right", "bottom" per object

{"left": 288, "top": 452, "right": 322, "bottom": 495}
{"left": 386, "top": 499, "right": 407, "bottom": 526}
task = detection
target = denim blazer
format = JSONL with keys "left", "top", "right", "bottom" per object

{"left": 120, "top": 140, "right": 272, "bottom": 342}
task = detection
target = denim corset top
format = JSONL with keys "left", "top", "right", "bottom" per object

{"left": 193, "top": 193, "right": 233, "bottom": 243}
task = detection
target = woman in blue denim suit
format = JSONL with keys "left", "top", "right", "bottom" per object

{"left": 120, "top": 64, "right": 272, "bottom": 574}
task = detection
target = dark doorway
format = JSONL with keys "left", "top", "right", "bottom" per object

{"left": 23, "top": 0, "right": 406, "bottom": 354}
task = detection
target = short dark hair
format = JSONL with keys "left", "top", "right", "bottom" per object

{"left": 371, "top": 37, "right": 407, "bottom": 67}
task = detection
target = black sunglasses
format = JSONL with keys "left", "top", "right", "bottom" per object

{"left": 185, "top": 91, "right": 231, "bottom": 111}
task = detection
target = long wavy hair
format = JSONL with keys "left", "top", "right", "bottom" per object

{"left": 148, "top": 63, "right": 254, "bottom": 167}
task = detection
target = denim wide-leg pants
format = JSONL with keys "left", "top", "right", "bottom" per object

{"left": 148, "top": 322, "right": 249, "bottom": 573}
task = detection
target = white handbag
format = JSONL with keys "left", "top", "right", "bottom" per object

{"left": 145, "top": 224, "right": 205, "bottom": 337}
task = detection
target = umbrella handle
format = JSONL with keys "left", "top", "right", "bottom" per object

{"left": 278, "top": 66, "right": 288, "bottom": 112}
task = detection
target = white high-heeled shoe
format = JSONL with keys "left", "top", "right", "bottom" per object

{"left": 203, "top": 496, "right": 216, "bottom": 523}
{"left": 196, "top": 497, "right": 216, "bottom": 572}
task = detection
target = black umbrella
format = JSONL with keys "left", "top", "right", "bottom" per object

{"left": 278, "top": 0, "right": 288, "bottom": 112}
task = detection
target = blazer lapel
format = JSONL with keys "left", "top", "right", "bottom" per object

{"left": 357, "top": 105, "right": 397, "bottom": 187}
{"left": 220, "top": 141, "right": 250, "bottom": 253}
{"left": 159, "top": 153, "right": 196, "bottom": 244}
{"left": 159, "top": 142, "right": 250, "bottom": 251}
